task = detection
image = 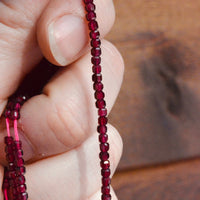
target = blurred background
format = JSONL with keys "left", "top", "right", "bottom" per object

{"left": 107, "top": 1, "right": 200, "bottom": 199}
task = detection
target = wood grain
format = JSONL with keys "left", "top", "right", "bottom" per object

{"left": 107, "top": 0, "right": 200, "bottom": 169}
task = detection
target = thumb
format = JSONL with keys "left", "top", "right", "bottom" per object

{"left": 37, "top": 0, "right": 115, "bottom": 66}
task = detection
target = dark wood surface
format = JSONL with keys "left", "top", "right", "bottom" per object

{"left": 107, "top": 0, "right": 200, "bottom": 199}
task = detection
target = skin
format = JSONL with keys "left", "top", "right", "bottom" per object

{"left": 0, "top": 0, "right": 124, "bottom": 199}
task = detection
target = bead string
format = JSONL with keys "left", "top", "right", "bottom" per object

{"left": 83, "top": 1, "right": 111, "bottom": 200}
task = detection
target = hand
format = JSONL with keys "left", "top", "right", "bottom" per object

{"left": 0, "top": 1, "right": 124, "bottom": 199}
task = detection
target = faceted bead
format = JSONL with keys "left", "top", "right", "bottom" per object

{"left": 4, "top": 109, "right": 11, "bottom": 118}
{"left": 14, "top": 141, "right": 22, "bottom": 150}
{"left": 92, "top": 65, "right": 101, "bottom": 74}
{"left": 86, "top": 11, "right": 96, "bottom": 21}
{"left": 5, "top": 136, "right": 14, "bottom": 145}
{"left": 85, "top": 3, "right": 96, "bottom": 12}
{"left": 99, "top": 152, "right": 109, "bottom": 161}
{"left": 101, "top": 169, "right": 111, "bottom": 178}
{"left": 102, "top": 177, "right": 111, "bottom": 186}
{"left": 16, "top": 96, "right": 26, "bottom": 105}
{"left": 15, "top": 149, "right": 23, "bottom": 158}
{"left": 84, "top": 0, "right": 93, "bottom": 3}
{"left": 102, "top": 194, "right": 111, "bottom": 200}
{"left": 91, "top": 47, "right": 101, "bottom": 56}
{"left": 90, "top": 31, "right": 100, "bottom": 39}
{"left": 18, "top": 192, "right": 28, "bottom": 200}
{"left": 17, "top": 184, "right": 27, "bottom": 193}
{"left": 100, "top": 160, "right": 110, "bottom": 169}
{"left": 6, "top": 153, "right": 15, "bottom": 162}
{"left": 16, "top": 175, "right": 25, "bottom": 185}
{"left": 88, "top": 20, "right": 98, "bottom": 31}
{"left": 98, "top": 108, "right": 107, "bottom": 116}
{"left": 95, "top": 91, "right": 105, "bottom": 100}
{"left": 16, "top": 166, "right": 26, "bottom": 175}
{"left": 92, "top": 74, "right": 102, "bottom": 82}
{"left": 5, "top": 145, "right": 14, "bottom": 154}
{"left": 8, "top": 162, "right": 16, "bottom": 171}
{"left": 93, "top": 82, "right": 103, "bottom": 91}
{"left": 98, "top": 116, "right": 108, "bottom": 126}
{"left": 96, "top": 100, "right": 106, "bottom": 109}
{"left": 97, "top": 125, "right": 107, "bottom": 134}
{"left": 9, "top": 178, "right": 16, "bottom": 186}
{"left": 92, "top": 56, "right": 101, "bottom": 65}
{"left": 102, "top": 186, "right": 110, "bottom": 195}
{"left": 14, "top": 103, "right": 21, "bottom": 111}
{"left": 10, "top": 110, "right": 20, "bottom": 120}
{"left": 8, "top": 170, "right": 17, "bottom": 179}
{"left": 100, "top": 143, "right": 109, "bottom": 152}
{"left": 99, "top": 134, "right": 108, "bottom": 143}
{"left": 2, "top": 178, "right": 9, "bottom": 189}
{"left": 13, "top": 187, "right": 18, "bottom": 195}
{"left": 91, "top": 39, "right": 101, "bottom": 47}
{"left": 15, "top": 158, "right": 24, "bottom": 167}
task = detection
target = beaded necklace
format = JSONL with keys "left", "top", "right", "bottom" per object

{"left": 2, "top": 1, "right": 111, "bottom": 200}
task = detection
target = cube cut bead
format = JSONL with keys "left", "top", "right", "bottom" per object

{"left": 96, "top": 100, "right": 106, "bottom": 109}
{"left": 97, "top": 125, "right": 107, "bottom": 134}
{"left": 91, "top": 47, "right": 101, "bottom": 56}
{"left": 92, "top": 74, "right": 102, "bottom": 82}
{"left": 101, "top": 169, "right": 111, "bottom": 178}
{"left": 86, "top": 12, "right": 96, "bottom": 21}
{"left": 92, "top": 56, "right": 101, "bottom": 65}
{"left": 102, "top": 186, "right": 110, "bottom": 195}
{"left": 99, "top": 134, "right": 108, "bottom": 143}
{"left": 92, "top": 65, "right": 101, "bottom": 74}
{"left": 85, "top": 3, "right": 96, "bottom": 12}
{"left": 89, "top": 20, "right": 98, "bottom": 31}
{"left": 98, "top": 116, "right": 108, "bottom": 125}
{"left": 102, "top": 177, "right": 111, "bottom": 186}
{"left": 102, "top": 194, "right": 111, "bottom": 200}
{"left": 95, "top": 91, "right": 105, "bottom": 100}
{"left": 99, "top": 152, "right": 109, "bottom": 161}
{"left": 100, "top": 160, "right": 110, "bottom": 169}
{"left": 91, "top": 39, "right": 101, "bottom": 47}
{"left": 90, "top": 31, "right": 100, "bottom": 39}
{"left": 98, "top": 108, "right": 107, "bottom": 116}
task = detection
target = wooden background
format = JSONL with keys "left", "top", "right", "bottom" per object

{"left": 107, "top": 1, "right": 200, "bottom": 199}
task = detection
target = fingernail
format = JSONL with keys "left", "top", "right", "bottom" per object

{"left": 48, "top": 15, "right": 88, "bottom": 66}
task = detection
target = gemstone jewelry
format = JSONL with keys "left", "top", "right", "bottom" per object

{"left": 2, "top": 0, "right": 111, "bottom": 199}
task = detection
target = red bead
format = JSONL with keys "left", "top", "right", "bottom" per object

{"left": 96, "top": 100, "right": 106, "bottom": 109}
{"left": 5, "top": 146, "right": 14, "bottom": 154}
{"left": 14, "top": 141, "right": 22, "bottom": 150}
{"left": 102, "top": 177, "right": 111, "bottom": 186}
{"left": 100, "top": 143, "right": 109, "bottom": 152}
{"left": 18, "top": 192, "right": 28, "bottom": 200}
{"left": 16, "top": 96, "right": 26, "bottom": 105}
{"left": 92, "top": 74, "right": 102, "bottom": 82}
{"left": 99, "top": 134, "right": 108, "bottom": 143}
{"left": 84, "top": 0, "right": 93, "bottom": 3}
{"left": 97, "top": 125, "right": 107, "bottom": 134}
{"left": 13, "top": 187, "right": 18, "bottom": 195}
{"left": 92, "top": 65, "right": 101, "bottom": 74}
{"left": 98, "top": 108, "right": 107, "bottom": 116}
{"left": 100, "top": 160, "right": 110, "bottom": 169}
{"left": 86, "top": 12, "right": 96, "bottom": 21}
{"left": 4, "top": 109, "right": 11, "bottom": 118}
{"left": 95, "top": 91, "right": 105, "bottom": 100}
{"left": 16, "top": 175, "right": 25, "bottom": 185}
{"left": 9, "top": 178, "right": 16, "bottom": 186}
{"left": 92, "top": 56, "right": 101, "bottom": 65}
{"left": 90, "top": 31, "right": 100, "bottom": 39}
{"left": 100, "top": 152, "right": 109, "bottom": 161}
{"left": 91, "top": 47, "right": 101, "bottom": 56}
{"left": 2, "top": 178, "right": 9, "bottom": 189}
{"left": 7, "top": 101, "right": 15, "bottom": 110}
{"left": 9, "top": 162, "right": 16, "bottom": 171}
{"left": 10, "top": 110, "right": 20, "bottom": 120}
{"left": 102, "top": 194, "right": 111, "bottom": 200}
{"left": 5, "top": 136, "right": 14, "bottom": 145}
{"left": 14, "top": 103, "right": 21, "bottom": 111}
{"left": 17, "top": 184, "right": 27, "bottom": 193}
{"left": 89, "top": 20, "right": 98, "bottom": 31}
{"left": 15, "top": 158, "right": 24, "bottom": 167}
{"left": 16, "top": 166, "right": 26, "bottom": 175}
{"left": 102, "top": 186, "right": 110, "bottom": 195}
{"left": 6, "top": 153, "right": 15, "bottom": 162}
{"left": 98, "top": 116, "right": 108, "bottom": 125}
{"left": 15, "top": 149, "right": 23, "bottom": 158}
{"left": 101, "top": 169, "right": 111, "bottom": 178}
{"left": 91, "top": 39, "right": 101, "bottom": 47}
{"left": 85, "top": 3, "right": 96, "bottom": 12}
{"left": 94, "top": 82, "right": 103, "bottom": 91}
